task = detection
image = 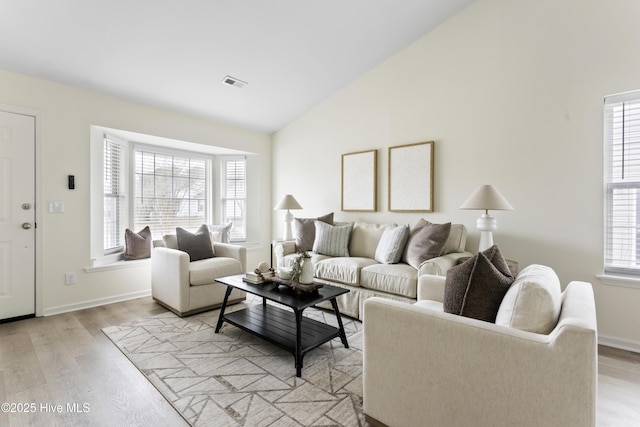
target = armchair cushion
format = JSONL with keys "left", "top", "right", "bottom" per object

{"left": 189, "top": 257, "right": 244, "bottom": 286}
{"left": 444, "top": 245, "right": 514, "bottom": 323}
{"left": 495, "top": 264, "right": 561, "bottom": 334}
{"left": 176, "top": 224, "right": 214, "bottom": 261}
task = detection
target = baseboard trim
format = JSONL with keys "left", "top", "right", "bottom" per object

{"left": 599, "top": 334, "right": 640, "bottom": 354}
{"left": 42, "top": 289, "right": 152, "bottom": 317}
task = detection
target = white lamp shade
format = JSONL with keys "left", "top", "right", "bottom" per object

{"left": 274, "top": 194, "right": 302, "bottom": 210}
{"left": 459, "top": 185, "right": 514, "bottom": 212}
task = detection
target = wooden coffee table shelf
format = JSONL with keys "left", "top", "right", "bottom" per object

{"left": 214, "top": 275, "right": 350, "bottom": 377}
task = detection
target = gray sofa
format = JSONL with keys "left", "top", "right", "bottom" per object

{"left": 273, "top": 221, "right": 472, "bottom": 320}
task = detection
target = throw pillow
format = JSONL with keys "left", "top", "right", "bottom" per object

{"left": 294, "top": 213, "right": 334, "bottom": 251}
{"left": 176, "top": 224, "right": 215, "bottom": 261}
{"left": 209, "top": 222, "right": 233, "bottom": 243}
{"left": 443, "top": 245, "right": 515, "bottom": 323}
{"left": 402, "top": 220, "right": 452, "bottom": 268}
{"left": 495, "top": 264, "right": 562, "bottom": 334}
{"left": 374, "top": 224, "right": 410, "bottom": 264}
{"left": 312, "top": 221, "right": 352, "bottom": 257}
{"left": 124, "top": 226, "right": 152, "bottom": 260}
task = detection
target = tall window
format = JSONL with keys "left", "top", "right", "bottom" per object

{"left": 133, "top": 148, "right": 210, "bottom": 238}
{"left": 103, "top": 136, "right": 125, "bottom": 253}
{"left": 604, "top": 91, "right": 640, "bottom": 275}
{"left": 221, "top": 157, "right": 246, "bottom": 240}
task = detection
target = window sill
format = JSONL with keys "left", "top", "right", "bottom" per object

{"left": 596, "top": 273, "right": 640, "bottom": 289}
{"left": 84, "top": 258, "right": 150, "bottom": 273}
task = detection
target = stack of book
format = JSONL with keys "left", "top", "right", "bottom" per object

{"left": 243, "top": 270, "right": 273, "bottom": 284}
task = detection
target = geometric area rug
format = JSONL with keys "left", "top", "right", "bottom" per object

{"left": 102, "top": 298, "right": 370, "bottom": 426}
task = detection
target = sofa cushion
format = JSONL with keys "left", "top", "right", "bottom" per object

{"left": 374, "top": 224, "right": 410, "bottom": 264}
{"left": 442, "top": 224, "right": 467, "bottom": 255}
{"left": 124, "top": 226, "right": 152, "bottom": 260}
{"left": 315, "top": 257, "right": 378, "bottom": 286}
{"left": 189, "top": 257, "right": 243, "bottom": 286}
{"left": 208, "top": 222, "right": 232, "bottom": 243}
{"left": 402, "top": 220, "right": 451, "bottom": 269}
{"left": 313, "top": 221, "right": 353, "bottom": 257}
{"left": 349, "top": 222, "right": 389, "bottom": 258}
{"left": 443, "top": 245, "right": 514, "bottom": 323}
{"left": 495, "top": 264, "right": 562, "bottom": 334}
{"left": 294, "top": 212, "right": 334, "bottom": 252}
{"left": 361, "top": 263, "right": 418, "bottom": 298}
{"left": 177, "top": 224, "right": 215, "bottom": 261}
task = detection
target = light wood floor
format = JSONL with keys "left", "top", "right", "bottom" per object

{"left": 1, "top": 297, "right": 639, "bottom": 427}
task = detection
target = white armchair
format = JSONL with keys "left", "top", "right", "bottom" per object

{"left": 151, "top": 240, "right": 247, "bottom": 317}
{"left": 363, "top": 266, "right": 597, "bottom": 427}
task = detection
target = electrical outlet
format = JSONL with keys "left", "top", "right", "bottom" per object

{"left": 65, "top": 272, "right": 76, "bottom": 285}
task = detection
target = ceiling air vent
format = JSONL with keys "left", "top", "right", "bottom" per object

{"left": 222, "top": 75, "right": 247, "bottom": 88}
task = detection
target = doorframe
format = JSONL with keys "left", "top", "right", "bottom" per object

{"left": 0, "top": 104, "right": 44, "bottom": 317}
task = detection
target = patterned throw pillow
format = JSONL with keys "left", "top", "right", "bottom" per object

{"left": 443, "top": 245, "right": 515, "bottom": 323}
{"left": 312, "top": 221, "right": 353, "bottom": 257}
{"left": 124, "top": 226, "right": 152, "bottom": 260}
{"left": 293, "top": 213, "right": 334, "bottom": 251}
{"left": 374, "top": 224, "right": 410, "bottom": 264}
{"left": 176, "top": 224, "right": 215, "bottom": 261}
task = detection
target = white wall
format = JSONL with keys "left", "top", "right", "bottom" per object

{"left": 273, "top": 0, "right": 640, "bottom": 349}
{"left": 0, "top": 69, "right": 272, "bottom": 315}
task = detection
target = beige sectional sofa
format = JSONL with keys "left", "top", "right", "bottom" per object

{"left": 273, "top": 220, "right": 473, "bottom": 319}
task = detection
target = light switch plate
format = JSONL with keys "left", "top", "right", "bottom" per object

{"left": 49, "top": 201, "right": 64, "bottom": 213}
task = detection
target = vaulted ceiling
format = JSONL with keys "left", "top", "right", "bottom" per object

{"left": 0, "top": 0, "right": 475, "bottom": 133}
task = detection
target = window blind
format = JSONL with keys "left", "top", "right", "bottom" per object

{"left": 222, "top": 158, "right": 246, "bottom": 240}
{"left": 103, "top": 136, "right": 124, "bottom": 252}
{"left": 133, "top": 149, "right": 210, "bottom": 238}
{"left": 604, "top": 91, "right": 640, "bottom": 274}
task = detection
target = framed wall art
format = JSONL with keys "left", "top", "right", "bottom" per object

{"left": 341, "top": 149, "right": 377, "bottom": 212}
{"left": 388, "top": 141, "right": 434, "bottom": 212}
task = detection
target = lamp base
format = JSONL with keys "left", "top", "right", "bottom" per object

{"left": 283, "top": 209, "right": 294, "bottom": 241}
{"left": 476, "top": 214, "right": 497, "bottom": 252}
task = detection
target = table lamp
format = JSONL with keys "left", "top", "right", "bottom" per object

{"left": 274, "top": 194, "right": 302, "bottom": 241}
{"left": 460, "top": 185, "right": 514, "bottom": 251}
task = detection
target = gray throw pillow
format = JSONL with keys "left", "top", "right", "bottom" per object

{"left": 294, "top": 212, "right": 334, "bottom": 251}
{"left": 443, "top": 245, "right": 515, "bottom": 323}
{"left": 374, "top": 224, "right": 410, "bottom": 264}
{"left": 124, "top": 226, "right": 152, "bottom": 260}
{"left": 402, "top": 220, "right": 451, "bottom": 268}
{"left": 312, "top": 221, "right": 352, "bottom": 257}
{"left": 176, "top": 224, "right": 215, "bottom": 261}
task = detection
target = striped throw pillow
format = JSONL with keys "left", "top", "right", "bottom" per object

{"left": 375, "top": 224, "right": 410, "bottom": 264}
{"left": 313, "top": 221, "right": 353, "bottom": 257}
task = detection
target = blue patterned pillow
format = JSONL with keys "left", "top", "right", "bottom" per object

{"left": 313, "top": 221, "right": 353, "bottom": 257}
{"left": 375, "top": 224, "right": 410, "bottom": 264}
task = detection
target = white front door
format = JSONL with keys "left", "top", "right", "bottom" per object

{"left": 0, "top": 110, "right": 35, "bottom": 320}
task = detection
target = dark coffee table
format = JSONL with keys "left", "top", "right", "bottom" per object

{"left": 214, "top": 275, "right": 350, "bottom": 377}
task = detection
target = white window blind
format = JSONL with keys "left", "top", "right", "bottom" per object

{"left": 604, "top": 91, "right": 640, "bottom": 275}
{"left": 133, "top": 148, "right": 210, "bottom": 238}
{"left": 103, "top": 136, "right": 124, "bottom": 253}
{"left": 222, "top": 158, "right": 246, "bottom": 240}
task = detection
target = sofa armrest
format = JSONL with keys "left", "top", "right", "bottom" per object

{"left": 151, "top": 247, "right": 191, "bottom": 313}
{"left": 363, "top": 284, "right": 596, "bottom": 427}
{"left": 417, "top": 274, "right": 446, "bottom": 302}
{"left": 213, "top": 242, "right": 246, "bottom": 272}
{"left": 273, "top": 241, "right": 297, "bottom": 269}
{"left": 417, "top": 251, "right": 473, "bottom": 276}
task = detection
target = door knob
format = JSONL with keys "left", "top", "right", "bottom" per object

{"left": 22, "top": 222, "right": 32, "bottom": 230}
